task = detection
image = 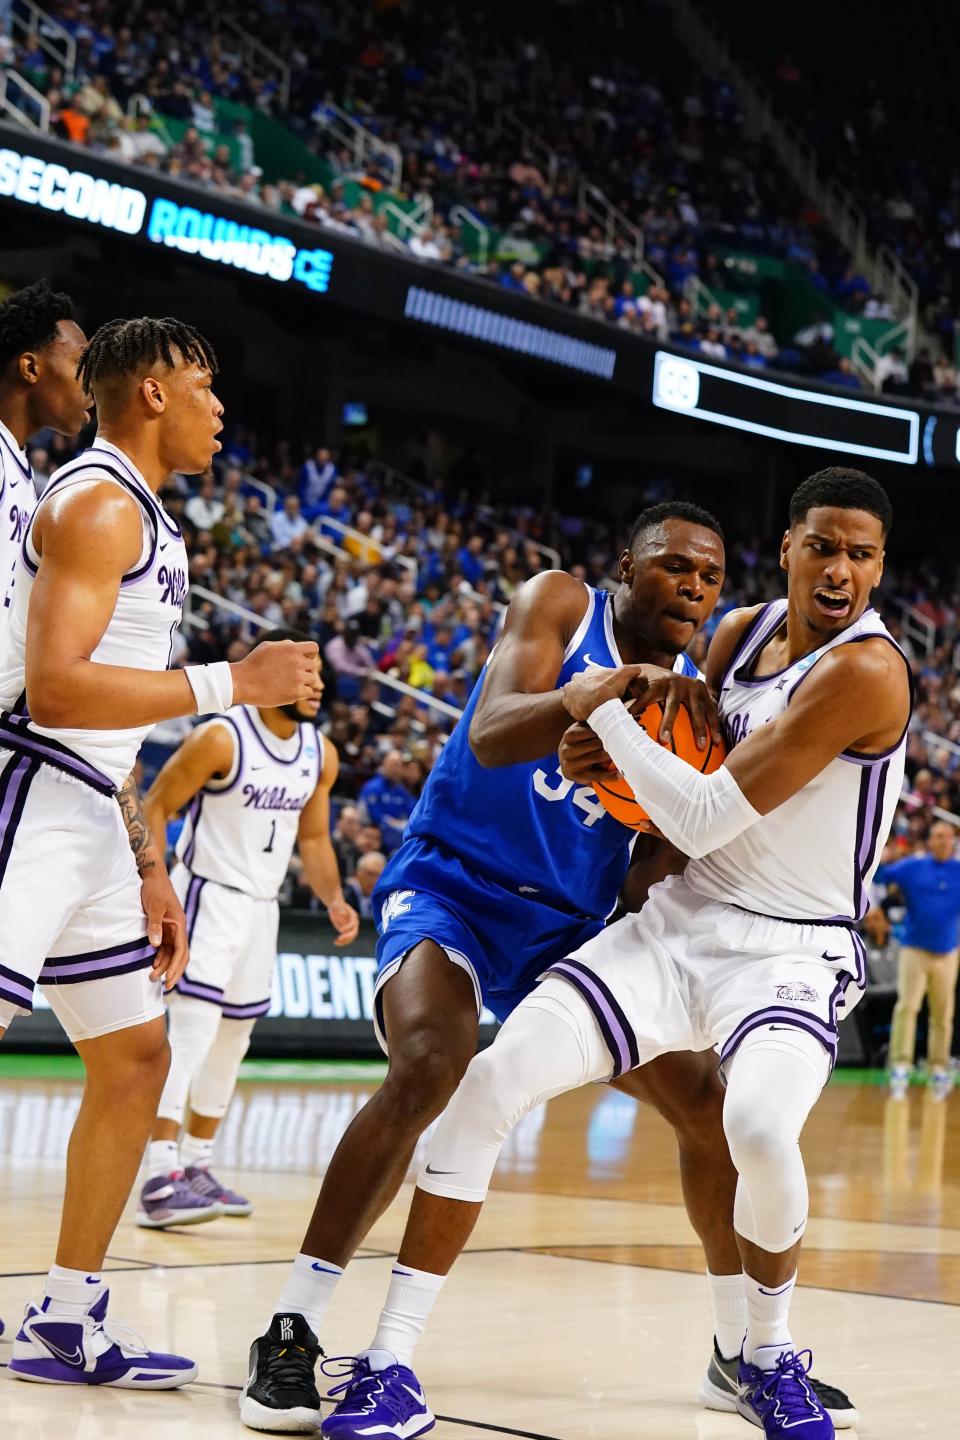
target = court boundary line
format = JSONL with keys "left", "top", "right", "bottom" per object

{"left": 0, "top": 1361, "right": 564, "bottom": 1438}
{"left": 2, "top": 1245, "right": 955, "bottom": 1308}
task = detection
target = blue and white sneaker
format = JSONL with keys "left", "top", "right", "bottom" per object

{"left": 9, "top": 1289, "right": 198, "bottom": 1387}
{"left": 738, "top": 1348, "right": 834, "bottom": 1436}
{"left": 321, "top": 1350, "right": 435, "bottom": 1439}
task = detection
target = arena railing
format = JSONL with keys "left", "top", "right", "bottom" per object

{"left": 214, "top": 14, "right": 290, "bottom": 113}
{"left": 182, "top": 585, "right": 270, "bottom": 637}
{"left": 10, "top": 0, "right": 76, "bottom": 84}
{"left": 673, "top": 0, "right": 924, "bottom": 360}
{"left": 312, "top": 514, "right": 418, "bottom": 584}
{"left": 0, "top": 69, "right": 48, "bottom": 134}
{"left": 312, "top": 101, "right": 403, "bottom": 190}
{"left": 367, "top": 671, "right": 463, "bottom": 723}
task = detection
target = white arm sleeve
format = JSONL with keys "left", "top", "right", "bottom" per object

{"left": 589, "top": 699, "right": 761, "bottom": 859}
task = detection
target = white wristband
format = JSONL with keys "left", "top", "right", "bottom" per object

{"left": 185, "top": 661, "right": 234, "bottom": 716}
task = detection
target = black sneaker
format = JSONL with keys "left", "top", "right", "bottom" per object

{"left": 240, "top": 1312, "right": 324, "bottom": 1433}
{"left": 699, "top": 1337, "right": 860, "bottom": 1429}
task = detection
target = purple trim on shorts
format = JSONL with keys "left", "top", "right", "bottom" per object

{"left": 849, "top": 931, "right": 867, "bottom": 988}
{"left": 0, "top": 960, "right": 36, "bottom": 1011}
{"left": 240, "top": 705, "right": 304, "bottom": 766}
{"left": 0, "top": 752, "right": 39, "bottom": 885}
{"left": 220, "top": 997, "right": 271, "bottom": 1020}
{"left": 546, "top": 957, "right": 640, "bottom": 1078}
{"left": 174, "top": 975, "right": 225, "bottom": 1005}
{"left": 719, "top": 1005, "right": 840, "bottom": 1077}
{"left": 183, "top": 874, "right": 207, "bottom": 942}
{"left": 0, "top": 714, "right": 116, "bottom": 795}
{"left": 40, "top": 938, "right": 155, "bottom": 984}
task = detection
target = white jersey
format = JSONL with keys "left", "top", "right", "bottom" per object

{"left": 0, "top": 440, "right": 188, "bottom": 792}
{"left": 686, "top": 598, "right": 911, "bottom": 925}
{"left": 0, "top": 417, "right": 37, "bottom": 640}
{"left": 175, "top": 705, "right": 324, "bottom": 900}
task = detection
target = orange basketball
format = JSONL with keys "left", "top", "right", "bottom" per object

{"left": 593, "top": 702, "right": 727, "bottom": 831}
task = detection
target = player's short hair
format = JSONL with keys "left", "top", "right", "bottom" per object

{"left": 249, "top": 627, "right": 313, "bottom": 650}
{"left": 76, "top": 315, "right": 218, "bottom": 392}
{"left": 789, "top": 467, "right": 893, "bottom": 536}
{"left": 627, "top": 501, "right": 724, "bottom": 552}
{"left": 0, "top": 279, "right": 77, "bottom": 373}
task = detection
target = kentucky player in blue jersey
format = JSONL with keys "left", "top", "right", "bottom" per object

{"left": 242, "top": 502, "right": 740, "bottom": 1428}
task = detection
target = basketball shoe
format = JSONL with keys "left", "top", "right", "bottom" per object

{"left": 321, "top": 1350, "right": 435, "bottom": 1439}
{"left": 737, "top": 1348, "right": 834, "bottom": 1437}
{"left": 889, "top": 1063, "right": 911, "bottom": 1098}
{"left": 9, "top": 1289, "right": 197, "bottom": 1387}
{"left": 700, "top": 1338, "right": 858, "bottom": 1427}
{"left": 240, "top": 1312, "right": 324, "bottom": 1433}
{"left": 929, "top": 1067, "right": 954, "bottom": 1101}
{"left": 185, "top": 1163, "right": 253, "bottom": 1216}
{"left": 136, "top": 1170, "right": 222, "bottom": 1228}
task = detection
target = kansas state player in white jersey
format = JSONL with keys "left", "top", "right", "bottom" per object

{"left": 0, "top": 280, "right": 91, "bottom": 636}
{"left": 394, "top": 469, "right": 903, "bottom": 1440}
{"left": 137, "top": 629, "right": 358, "bottom": 1228}
{"left": 0, "top": 315, "right": 320, "bottom": 1396}
{"left": 245, "top": 504, "right": 793, "bottom": 1435}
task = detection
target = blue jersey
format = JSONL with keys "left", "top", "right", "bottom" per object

{"left": 406, "top": 584, "right": 697, "bottom": 919}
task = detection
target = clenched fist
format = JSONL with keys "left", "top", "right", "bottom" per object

{"left": 231, "top": 640, "right": 322, "bottom": 708}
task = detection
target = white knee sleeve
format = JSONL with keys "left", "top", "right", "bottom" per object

{"left": 723, "top": 1026, "right": 829, "bottom": 1253}
{"left": 417, "top": 978, "right": 612, "bottom": 1203}
{"left": 190, "top": 1017, "right": 255, "bottom": 1119}
{"left": 156, "top": 995, "right": 223, "bottom": 1125}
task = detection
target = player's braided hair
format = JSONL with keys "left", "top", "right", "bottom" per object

{"left": 0, "top": 279, "right": 77, "bottom": 373}
{"left": 76, "top": 316, "right": 218, "bottom": 392}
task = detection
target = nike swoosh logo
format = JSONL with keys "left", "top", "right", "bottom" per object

{"left": 38, "top": 1335, "right": 85, "bottom": 1366}
{"left": 159, "top": 542, "right": 170, "bottom": 551}
{"left": 793, "top": 1221, "right": 805, "bottom": 1233}
{"left": 250, "top": 765, "right": 265, "bottom": 771}
{"left": 402, "top": 1382, "right": 427, "bottom": 1405}
{"left": 768, "top": 1025, "right": 796, "bottom": 1032}
{"left": 311, "top": 1262, "right": 341, "bottom": 1274}
{"left": 424, "top": 1163, "right": 457, "bottom": 1176}
{"left": 822, "top": 952, "right": 846, "bottom": 963}
{"left": 85, "top": 1276, "right": 100, "bottom": 1284}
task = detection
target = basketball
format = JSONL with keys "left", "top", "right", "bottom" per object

{"left": 593, "top": 703, "right": 727, "bottom": 830}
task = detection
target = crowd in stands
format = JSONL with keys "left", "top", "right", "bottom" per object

{"left": 26, "top": 410, "right": 960, "bottom": 907}
{"left": 5, "top": 0, "right": 938, "bottom": 395}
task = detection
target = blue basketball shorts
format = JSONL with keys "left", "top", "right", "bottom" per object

{"left": 370, "top": 835, "right": 603, "bottom": 1053}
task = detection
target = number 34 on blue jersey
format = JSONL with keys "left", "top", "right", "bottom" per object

{"left": 532, "top": 765, "right": 607, "bottom": 827}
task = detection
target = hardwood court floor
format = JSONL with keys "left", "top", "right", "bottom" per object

{"left": 0, "top": 1060, "right": 958, "bottom": 1439}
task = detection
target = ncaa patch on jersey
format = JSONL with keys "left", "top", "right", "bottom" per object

{"left": 775, "top": 982, "right": 819, "bottom": 1003}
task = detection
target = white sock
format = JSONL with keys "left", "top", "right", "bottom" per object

{"left": 273, "top": 1253, "right": 344, "bottom": 1337}
{"left": 707, "top": 1270, "right": 747, "bottom": 1361}
{"left": 148, "top": 1139, "right": 180, "bottom": 1178}
{"left": 370, "top": 1264, "right": 446, "bottom": 1367}
{"left": 181, "top": 1133, "right": 215, "bottom": 1170}
{"left": 44, "top": 1263, "right": 106, "bottom": 1318}
{"left": 743, "top": 1270, "right": 796, "bottom": 1365}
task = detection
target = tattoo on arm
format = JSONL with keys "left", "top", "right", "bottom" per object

{"left": 117, "top": 772, "right": 156, "bottom": 876}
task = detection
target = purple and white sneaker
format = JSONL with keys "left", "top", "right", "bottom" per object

{"left": 738, "top": 1348, "right": 834, "bottom": 1437}
{"left": 136, "top": 1170, "right": 222, "bottom": 1228}
{"left": 9, "top": 1289, "right": 198, "bottom": 1388}
{"left": 321, "top": 1350, "right": 434, "bottom": 1439}
{"left": 185, "top": 1164, "right": 253, "bottom": 1217}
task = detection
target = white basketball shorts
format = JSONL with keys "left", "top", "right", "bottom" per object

{"left": 169, "top": 863, "right": 279, "bottom": 1020}
{"left": 0, "top": 750, "right": 163, "bottom": 1042}
{"left": 543, "top": 873, "right": 866, "bottom": 1080}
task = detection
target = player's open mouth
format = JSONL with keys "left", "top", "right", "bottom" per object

{"left": 813, "top": 587, "right": 851, "bottom": 618}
